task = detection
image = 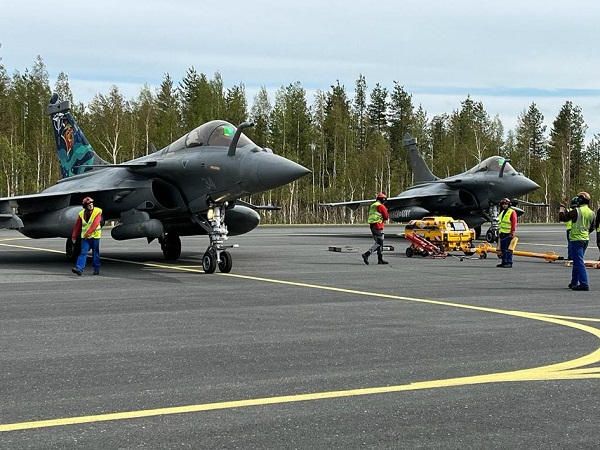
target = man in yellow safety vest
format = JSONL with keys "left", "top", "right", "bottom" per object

{"left": 71, "top": 196, "right": 103, "bottom": 276}
{"left": 559, "top": 191, "right": 595, "bottom": 291}
{"left": 497, "top": 198, "right": 517, "bottom": 268}
{"left": 361, "top": 192, "right": 390, "bottom": 265}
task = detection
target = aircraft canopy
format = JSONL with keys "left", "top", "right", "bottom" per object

{"left": 466, "top": 156, "right": 517, "bottom": 175}
{"left": 166, "top": 120, "right": 255, "bottom": 153}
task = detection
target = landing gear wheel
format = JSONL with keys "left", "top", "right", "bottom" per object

{"left": 405, "top": 247, "right": 414, "bottom": 258}
{"left": 202, "top": 250, "right": 217, "bottom": 274}
{"left": 66, "top": 238, "right": 81, "bottom": 263}
{"left": 218, "top": 251, "right": 232, "bottom": 273}
{"left": 485, "top": 229, "right": 498, "bottom": 243}
{"left": 161, "top": 233, "right": 181, "bottom": 261}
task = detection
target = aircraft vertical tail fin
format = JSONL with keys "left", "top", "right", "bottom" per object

{"left": 47, "top": 93, "right": 109, "bottom": 179}
{"left": 403, "top": 133, "right": 438, "bottom": 183}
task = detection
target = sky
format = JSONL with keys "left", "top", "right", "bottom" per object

{"left": 2, "top": 0, "right": 600, "bottom": 141}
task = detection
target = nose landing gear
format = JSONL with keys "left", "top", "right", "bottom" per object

{"left": 196, "top": 203, "right": 237, "bottom": 274}
{"left": 485, "top": 204, "right": 500, "bottom": 243}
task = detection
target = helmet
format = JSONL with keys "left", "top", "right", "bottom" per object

{"left": 499, "top": 198, "right": 511, "bottom": 206}
{"left": 376, "top": 191, "right": 387, "bottom": 201}
{"left": 577, "top": 191, "right": 590, "bottom": 204}
{"left": 82, "top": 196, "right": 94, "bottom": 206}
{"left": 569, "top": 196, "right": 579, "bottom": 207}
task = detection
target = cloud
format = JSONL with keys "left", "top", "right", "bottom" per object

{"left": 2, "top": 0, "right": 599, "bottom": 139}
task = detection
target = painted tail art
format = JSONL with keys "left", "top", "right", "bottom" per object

{"left": 47, "top": 93, "right": 108, "bottom": 178}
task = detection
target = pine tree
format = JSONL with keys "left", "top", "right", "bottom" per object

{"left": 249, "top": 86, "right": 271, "bottom": 148}
{"left": 367, "top": 83, "right": 388, "bottom": 134}
{"left": 548, "top": 101, "right": 588, "bottom": 201}
{"left": 224, "top": 83, "right": 247, "bottom": 126}
{"left": 154, "top": 73, "right": 180, "bottom": 147}
{"left": 352, "top": 74, "right": 367, "bottom": 153}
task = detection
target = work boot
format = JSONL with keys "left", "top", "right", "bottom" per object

{"left": 572, "top": 285, "right": 590, "bottom": 291}
{"left": 93, "top": 270, "right": 100, "bottom": 276}
{"left": 377, "top": 257, "right": 389, "bottom": 265}
{"left": 496, "top": 263, "right": 505, "bottom": 268}
{"left": 71, "top": 267, "right": 82, "bottom": 276}
{"left": 362, "top": 252, "right": 370, "bottom": 265}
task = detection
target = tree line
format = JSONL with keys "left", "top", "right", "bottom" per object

{"left": 1, "top": 56, "right": 599, "bottom": 224}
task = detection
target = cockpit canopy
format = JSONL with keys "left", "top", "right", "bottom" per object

{"left": 165, "top": 120, "right": 255, "bottom": 153}
{"left": 466, "top": 156, "right": 517, "bottom": 175}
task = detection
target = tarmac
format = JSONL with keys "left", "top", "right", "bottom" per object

{"left": 1, "top": 224, "right": 599, "bottom": 448}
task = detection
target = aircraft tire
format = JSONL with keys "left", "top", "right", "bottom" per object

{"left": 161, "top": 233, "right": 181, "bottom": 261}
{"left": 202, "top": 250, "right": 217, "bottom": 274}
{"left": 66, "top": 238, "right": 81, "bottom": 263}
{"left": 218, "top": 251, "right": 232, "bottom": 273}
{"left": 485, "top": 229, "right": 498, "bottom": 243}
{"left": 405, "top": 247, "right": 414, "bottom": 258}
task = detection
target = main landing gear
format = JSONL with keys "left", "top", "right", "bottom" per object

{"left": 485, "top": 204, "right": 500, "bottom": 243}
{"left": 195, "top": 203, "right": 236, "bottom": 274}
{"left": 159, "top": 232, "right": 181, "bottom": 261}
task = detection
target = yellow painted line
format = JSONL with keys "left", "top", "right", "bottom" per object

{"left": 0, "top": 242, "right": 64, "bottom": 254}
{"left": 2, "top": 240, "right": 600, "bottom": 432}
{"left": 532, "top": 313, "right": 600, "bottom": 323}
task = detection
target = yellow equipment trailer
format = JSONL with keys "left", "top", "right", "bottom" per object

{"left": 404, "top": 216, "right": 475, "bottom": 256}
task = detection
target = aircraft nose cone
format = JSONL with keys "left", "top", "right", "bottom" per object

{"left": 250, "top": 153, "right": 310, "bottom": 191}
{"left": 521, "top": 176, "right": 540, "bottom": 193}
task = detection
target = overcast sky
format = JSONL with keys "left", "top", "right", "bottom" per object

{"left": 2, "top": 0, "right": 600, "bottom": 140}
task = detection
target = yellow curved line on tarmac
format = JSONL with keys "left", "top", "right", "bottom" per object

{"left": 1, "top": 242, "right": 600, "bottom": 432}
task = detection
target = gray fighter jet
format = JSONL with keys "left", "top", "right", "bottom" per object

{"left": 0, "top": 94, "right": 310, "bottom": 273}
{"left": 322, "top": 135, "right": 541, "bottom": 242}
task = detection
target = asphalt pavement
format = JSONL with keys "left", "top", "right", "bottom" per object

{"left": 1, "top": 224, "right": 599, "bottom": 448}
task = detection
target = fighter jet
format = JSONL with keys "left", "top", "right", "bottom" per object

{"left": 0, "top": 94, "right": 310, "bottom": 273}
{"left": 322, "top": 135, "right": 541, "bottom": 242}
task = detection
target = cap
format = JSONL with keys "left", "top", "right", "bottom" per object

{"left": 82, "top": 196, "right": 94, "bottom": 206}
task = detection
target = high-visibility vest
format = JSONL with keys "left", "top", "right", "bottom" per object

{"left": 498, "top": 208, "right": 514, "bottom": 233}
{"left": 79, "top": 207, "right": 102, "bottom": 239}
{"left": 569, "top": 205, "right": 593, "bottom": 241}
{"left": 367, "top": 201, "right": 384, "bottom": 224}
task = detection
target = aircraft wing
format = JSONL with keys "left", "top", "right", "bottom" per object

{"left": 319, "top": 199, "right": 374, "bottom": 211}
{"left": 236, "top": 199, "right": 281, "bottom": 211}
{"left": 321, "top": 185, "right": 451, "bottom": 211}
{"left": 0, "top": 187, "right": 136, "bottom": 218}
{"left": 512, "top": 198, "right": 548, "bottom": 207}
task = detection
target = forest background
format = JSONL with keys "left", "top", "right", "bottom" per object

{"left": 1, "top": 56, "right": 599, "bottom": 224}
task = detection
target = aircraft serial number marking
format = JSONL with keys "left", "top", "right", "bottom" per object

{"left": 1, "top": 241, "right": 600, "bottom": 433}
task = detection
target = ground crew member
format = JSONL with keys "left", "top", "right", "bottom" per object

{"left": 563, "top": 196, "right": 579, "bottom": 261}
{"left": 497, "top": 198, "right": 517, "bottom": 268}
{"left": 362, "top": 192, "right": 389, "bottom": 265}
{"left": 71, "top": 197, "right": 102, "bottom": 276}
{"left": 559, "top": 191, "right": 594, "bottom": 291}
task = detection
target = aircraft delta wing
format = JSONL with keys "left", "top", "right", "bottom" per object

{"left": 322, "top": 134, "right": 541, "bottom": 242}
{"left": 0, "top": 94, "right": 310, "bottom": 273}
